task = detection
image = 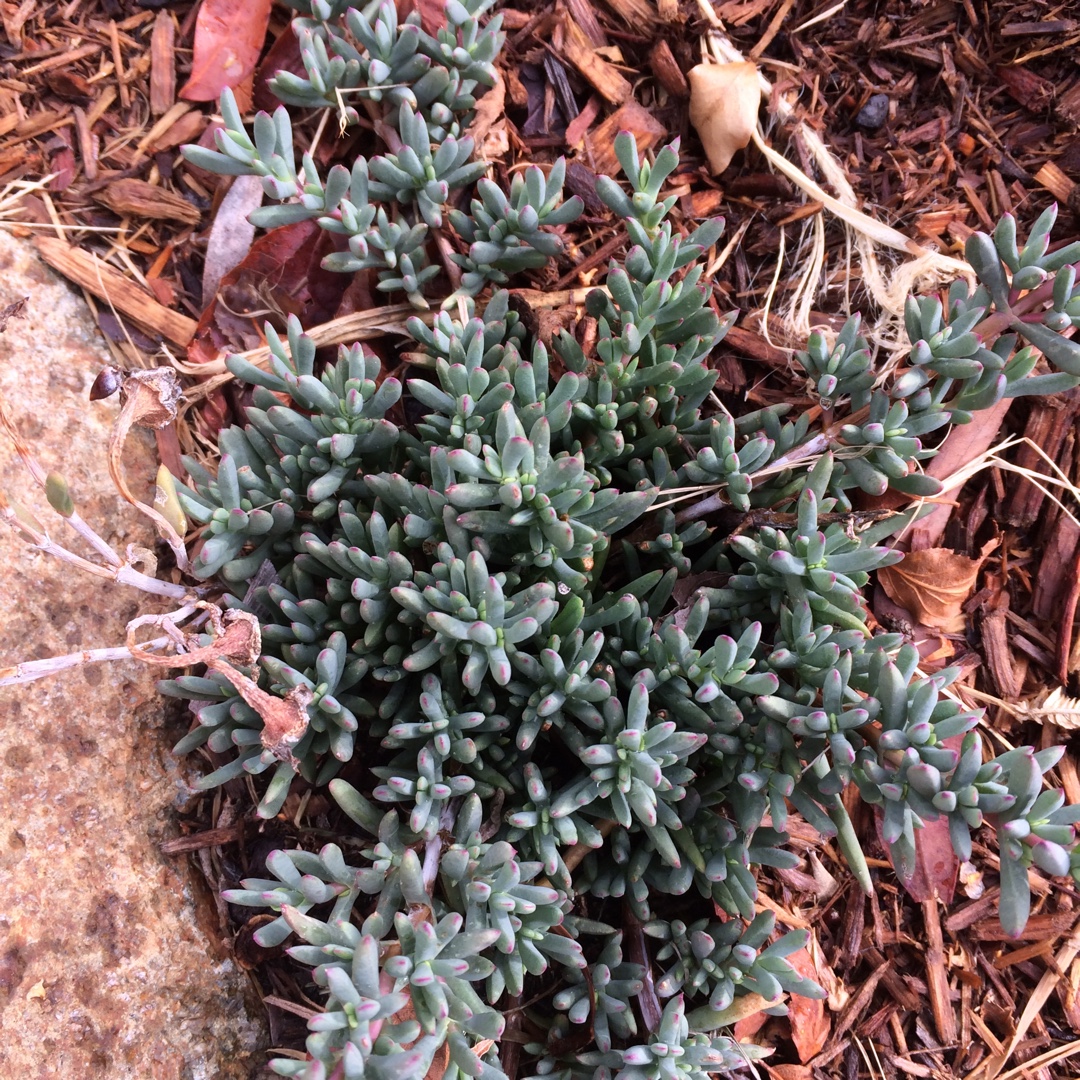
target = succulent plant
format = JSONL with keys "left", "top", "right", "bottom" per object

{"left": 155, "top": 3, "right": 1080, "bottom": 1076}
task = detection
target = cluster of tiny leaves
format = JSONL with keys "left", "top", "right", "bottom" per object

{"left": 168, "top": 5, "right": 1080, "bottom": 1077}
{"left": 183, "top": 0, "right": 581, "bottom": 310}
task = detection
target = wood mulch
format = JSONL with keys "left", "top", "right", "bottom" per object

{"left": 5, "top": 0, "right": 1080, "bottom": 1077}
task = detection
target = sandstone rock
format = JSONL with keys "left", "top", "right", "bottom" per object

{"left": 0, "top": 231, "right": 267, "bottom": 1079}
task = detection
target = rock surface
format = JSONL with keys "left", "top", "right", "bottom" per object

{"left": 0, "top": 231, "right": 267, "bottom": 1079}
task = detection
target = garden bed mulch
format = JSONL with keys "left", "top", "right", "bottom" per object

{"left": 4, "top": 0, "right": 1080, "bottom": 1077}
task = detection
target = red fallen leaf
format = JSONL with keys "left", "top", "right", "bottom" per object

{"left": 189, "top": 219, "right": 336, "bottom": 362}
{"left": 875, "top": 736, "right": 962, "bottom": 905}
{"left": 733, "top": 1007, "right": 769, "bottom": 1043}
{"left": 766, "top": 1066, "right": 814, "bottom": 1080}
{"left": 187, "top": 220, "right": 352, "bottom": 435}
{"left": 401, "top": 0, "right": 448, "bottom": 35}
{"left": 784, "top": 949, "right": 830, "bottom": 1062}
{"left": 181, "top": 0, "right": 273, "bottom": 102}
{"left": 877, "top": 811, "right": 959, "bottom": 903}
{"left": 253, "top": 21, "right": 304, "bottom": 113}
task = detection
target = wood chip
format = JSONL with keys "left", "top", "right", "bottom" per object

{"left": 561, "top": 19, "right": 631, "bottom": 104}
{"left": 72, "top": 106, "right": 98, "bottom": 182}
{"left": 922, "top": 899, "right": 958, "bottom": 1046}
{"left": 150, "top": 10, "right": 177, "bottom": 116}
{"left": 160, "top": 824, "right": 244, "bottom": 853}
{"left": 981, "top": 604, "right": 1022, "bottom": 699}
{"left": 34, "top": 236, "right": 197, "bottom": 347}
{"left": 649, "top": 39, "right": 689, "bottom": 98}
{"left": 597, "top": 0, "right": 658, "bottom": 32}
{"left": 92, "top": 177, "right": 202, "bottom": 225}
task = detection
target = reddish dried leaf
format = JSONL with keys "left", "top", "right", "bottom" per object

{"left": 784, "top": 948, "right": 830, "bottom": 1061}
{"left": 733, "top": 1006, "right": 769, "bottom": 1042}
{"left": 189, "top": 218, "right": 333, "bottom": 361}
{"left": 187, "top": 220, "right": 351, "bottom": 434}
{"left": 875, "top": 799, "right": 959, "bottom": 903}
{"left": 766, "top": 1066, "right": 814, "bottom": 1080}
{"left": 401, "top": 0, "right": 448, "bottom": 35}
{"left": 180, "top": 0, "right": 273, "bottom": 102}
{"left": 253, "top": 22, "right": 304, "bottom": 113}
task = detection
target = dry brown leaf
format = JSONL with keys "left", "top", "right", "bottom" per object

{"left": 877, "top": 548, "right": 985, "bottom": 633}
{"left": 388, "top": 992, "right": 451, "bottom": 1079}
{"left": 127, "top": 607, "right": 313, "bottom": 765}
{"left": 687, "top": 62, "right": 761, "bottom": 174}
{"left": 181, "top": 0, "right": 273, "bottom": 102}
{"left": 105, "top": 367, "right": 189, "bottom": 568}
{"left": 1022, "top": 686, "right": 1080, "bottom": 731}
{"left": 466, "top": 73, "right": 508, "bottom": 162}
{"left": 766, "top": 1065, "right": 815, "bottom": 1080}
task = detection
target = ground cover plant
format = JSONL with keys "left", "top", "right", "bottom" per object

{"left": 6, "top": 1, "right": 1080, "bottom": 1078}
{"left": 148, "top": 2, "right": 1080, "bottom": 1077}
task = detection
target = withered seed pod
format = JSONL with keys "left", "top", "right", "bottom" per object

{"left": 88, "top": 365, "right": 123, "bottom": 401}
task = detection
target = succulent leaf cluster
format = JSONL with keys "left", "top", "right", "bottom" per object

{"left": 168, "top": 5, "right": 1080, "bottom": 1077}
{"left": 183, "top": 0, "right": 578, "bottom": 310}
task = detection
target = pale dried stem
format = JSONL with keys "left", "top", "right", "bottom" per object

{"left": 0, "top": 604, "right": 206, "bottom": 688}
{"left": 0, "top": 500, "right": 193, "bottom": 600}
{"left": 0, "top": 636, "right": 176, "bottom": 687}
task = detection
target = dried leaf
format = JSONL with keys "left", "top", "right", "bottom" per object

{"left": 466, "top": 73, "right": 508, "bottom": 163}
{"left": 202, "top": 174, "right": 264, "bottom": 303}
{"left": 154, "top": 464, "right": 188, "bottom": 537}
{"left": 807, "top": 928, "right": 848, "bottom": 1012}
{"left": 688, "top": 62, "right": 761, "bottom": 174}
{"left": 691, "top": 990, "right": 784, "bottom": 1032}
{"left": 116, "top": 367, "right": 183, "bottom": 431}
{"left": 877, "top": 548, "right": 985, "bottom": 633}
{"left": 886, "top": 811, "right": 959, "bottom": 902}
{"left": 389, "top": 991, "right": 451, "bottom": 1079}
{"left": 959, "top": 860, "right": 985, "bottom": 899}
{"left": 786, "top": 948, "right": 830, "bottom": 1061}
{"left": 127, "top": 608, "right": 312, "bottom": 766}
{"left": 106, "top": 367, "right": 188, "bottom": 567}
{"left": 732, "top": 1004, "right": 769, "bottom": 1043}
{"left": 1020, "top": 686, "right": 1080, "bottom": 731}
{"left": 765, "top": 1065, "right": 815, "bottom": 1080}
{"left": 181, "top": 0, "right": 272, "bottom": 102}
{"left": 127, "top": 606, "right": 262, "bottom": 671}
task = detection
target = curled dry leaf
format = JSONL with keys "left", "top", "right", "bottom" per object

{"left": 386, "top": 988, "right": 451, "bottom": 1080}
{"left": 959, "top": 860, "right": 986, "bottom": 899}
{"left": 765, "top": 1067, "right": 814, "bottom": 1080}
{"left": 877, "top": 547, "right": 986, "bottom": 633}
{"left": 127, "top": 607, "right": 313, "bottom": 766}
{"left": 687, "top": 62, "right": 761, "bottom": 174}
{"left": 106, "top": 366, "right": 189, "bottom": 569}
